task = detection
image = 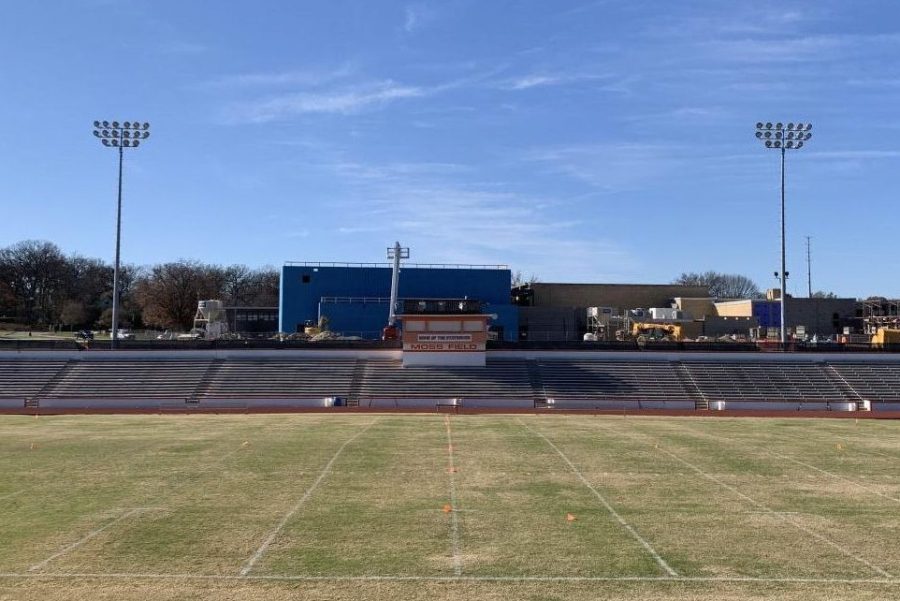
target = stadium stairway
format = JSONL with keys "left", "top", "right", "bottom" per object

{"left": 0, "top": 359, "right": 70, "bottom": 408}
{"left": 673, "top": 362, "right": 709, "bottom": 410}
{"left": 826, "top": 362, "right": 900, "bottom": 408}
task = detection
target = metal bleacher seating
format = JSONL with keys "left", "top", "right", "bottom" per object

{"left": 357, "top": 359, "right": 533, "bottom": 404}
{"left": 537, "top": 360, "right": 690, "bottom": 405}
{"left": 41, "top": 360, "right": 212, "bottom": 400}
{"left": 199, "top": 359, "right": 356, "bottom": 399}
{"left": 826, "top": 363, "right": 900, "bottom": 403}
{"left": 681, "top": 361, "right": 851, "bottom": 405}
{"left": 0, "top": 360, "right": 68, "bottom": 399}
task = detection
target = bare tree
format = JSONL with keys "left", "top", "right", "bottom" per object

{"left": 511, "top": 270, "right": 539, "bottom": 288}
{"left": 135, "top": 261, "right": 222, "bottom": 330}
{"left": 673, "top": 271, "right": 761, "bottom": 299}
{"left": 0, "top": 240, "right": 69, "bottom": 324}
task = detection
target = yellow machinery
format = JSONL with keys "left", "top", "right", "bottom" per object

{"left": 871, "top": 328, "right": 900, "bottom": 346}
{"left": 630, "top": 322, "right": 684, "bottom": 342}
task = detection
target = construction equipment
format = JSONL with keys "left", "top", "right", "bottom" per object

{"left": 192, "top": 300, "right": 228, "bottom": 340}
{"left": 871, "top": 327, "right": 900, "bottom": 347}
{"left": 629, "top": 321, "right": 684, "bottom": 342}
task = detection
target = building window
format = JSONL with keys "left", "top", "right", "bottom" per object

{"left": 430, "top": 320, "right": 461, "bottom": 331}
{"left": 405, "top": 320, "right": 426, "bottom": 331}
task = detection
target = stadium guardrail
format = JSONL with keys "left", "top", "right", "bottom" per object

{"left": 2, "top": 338, "right": 900, "bottom": 353}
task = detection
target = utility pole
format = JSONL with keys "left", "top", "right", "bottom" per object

{"left": 806, "top": 236, "right": 812, "bottom": 298}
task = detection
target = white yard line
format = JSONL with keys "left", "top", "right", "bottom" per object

{"left": 28, "top": 508, "right": 146, "bottom": 572}
{"left": 598, "top": 423, "right": 893, "bottom": 579}
{"left": 518, "top": 419, "right": 679, "bottom": 577}
{"left": 2, "top": 571, "right": 900, "bottom": 585}
{"left": 677, "top": 424, "right": 900, "bottom": 505}
{"left": 0, "top": 490, "right": 23, "bottom": 502}
{"left": 769, "top": 452, "right": 900, "bottom": 505}
{"left": 443, "top": 416, "right": 463, "bottom": 576}
{"left": 238, "top": 420, "right": 378, "bottom": 577}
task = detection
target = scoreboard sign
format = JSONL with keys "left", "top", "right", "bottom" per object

{"left": 398, "top": 314, "right": 490, "bottom": 366}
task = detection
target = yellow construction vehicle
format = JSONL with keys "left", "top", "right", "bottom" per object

{"left": 630, "top": 322, "right": 684, "bottom": 342}
{"left": 871, "top": 328, "right": 900, "bottom": 346}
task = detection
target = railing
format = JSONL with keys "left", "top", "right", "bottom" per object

{"left": 320, "top": 297, "right": 391, "bottom": 304}
{"left": 3, "top": 338, "right": 900, "bottom": 353}
{"left": 284, "top": 261, "right": 508, "bottom": 270}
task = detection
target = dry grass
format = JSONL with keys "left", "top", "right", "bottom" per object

{"left": 1, "top": 413, "right": 899, "bottom": 600}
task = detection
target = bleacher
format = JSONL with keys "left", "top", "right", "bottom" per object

{"left": 2, "top": 354, "right": 900, "bottom": 412}
{"left": 41, "top": 360, "right": 212, "bottom": 399}
{"left": 357, "top": 359, "right": 533, "bottom": 406}
{"left": 537, "top": 360, "right": 692, "bottom": 408}
{"left": 200, "top": 359, "right": 356, "bottom": 399}
{"left": 681, "top": 361, "right": 851, "bottom": 406}
{"left": 0, "top": 360, "right": 68, "bottom": 399}
{"left": 827, "top": 363, "right": 900, "bottom": 404}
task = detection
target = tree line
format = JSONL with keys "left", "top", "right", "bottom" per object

{"left": 0, "top": 240, "right": 278, "bottom": 331}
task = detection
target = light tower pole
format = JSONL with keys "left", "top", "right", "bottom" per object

{"left": 387, "top": 242, "right": 410, "bottom": 327}
{"left": 92, "top": 120, "right": 151, "bottom": 348}
{"left": 754, "top": 121, "right": 812, "bottom": 347}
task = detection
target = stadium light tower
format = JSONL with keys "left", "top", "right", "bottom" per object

{"left": 754, "top": 121, "right": 812, "bottom": 347}
{"left": 92, "top": 120, "right": 151, "bottom": 348}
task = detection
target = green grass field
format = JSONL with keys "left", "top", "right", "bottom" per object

{"left": 1, "top": 414, "right": 899, "bottom": 600}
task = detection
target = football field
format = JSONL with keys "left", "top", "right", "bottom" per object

{"left": 1, "top": 413, "right": 899, "bottom": 600}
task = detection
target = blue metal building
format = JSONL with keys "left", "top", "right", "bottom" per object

{"left": 279, "top": 263, "right": 518, "bottom": 341}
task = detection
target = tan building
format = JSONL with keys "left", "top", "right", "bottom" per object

{"left": 530, "top": 283, "right": 708, "bottom": 311}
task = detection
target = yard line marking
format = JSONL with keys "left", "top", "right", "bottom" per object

{"left": 239, "top": 420, "right": 378, "bottom": 577}
{"left": 443, "top": 416, "right": 463, "bottom": 576}
{"left": 680, "top": 424, "right": 900, "bottom": 506}
{"left": 598, "top": 423, "right": 893, "bottom": 579}
{"left": 0, "top": 491, "right": 23, "bottom": 502}
{"left": 3, "top": 571, "right": 900, "bottom": 585}
{"left": 769, "top": 452, "right": 900, "bottom": 505}
{"left": 28, "top": 508, "right": 146, "bottom": 572}
{"left": 518, "top": 419, "right": 679, "bottom": 577}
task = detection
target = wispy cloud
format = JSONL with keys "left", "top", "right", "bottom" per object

{"left": 204, "top": 64, "right": 356, "bottom": 88}
{"left": 499, "top": 72, "right": 615, "bottom": 91}
{"left": 224, "top": 81, "right": 426, "bottom": 123}
{"left": 312, "top": 157, "right": 636, "bottom": 280}
{"left": 522, "top": 143, "right": 689, "bottom": 191}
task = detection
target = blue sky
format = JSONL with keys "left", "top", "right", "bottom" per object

{"left": 2, "top": 1, "right": 900, "bottom": 297}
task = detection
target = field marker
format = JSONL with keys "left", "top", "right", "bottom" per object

{"left": 3, "top": 571, "right": 900, "bottom": 585}
{"left": 518, "top": 419, "right": 679, "bottom": 577}
{"left": 238, "top": 420, "right": 379, "bottom": 577}
{"left": 443, "top": 415, "right": 463, "bottom": 576}
{"left": 28, "top": 508, "right": 147, "bottom": 572}
{"left": 598, "top": 423, "right": 894, "bottom": 578}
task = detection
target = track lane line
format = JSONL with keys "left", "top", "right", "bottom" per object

{"left": 598, "top": 421, "right": 893, "bottom": 578}
{"left": 518, "top": 419, "right": 679, "bottom": 577}
{"left": 238, "top": 419, "right": 378, "bottom": 577}
{"left": 443, "top": 416, "right": 463, "bottom": 576}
